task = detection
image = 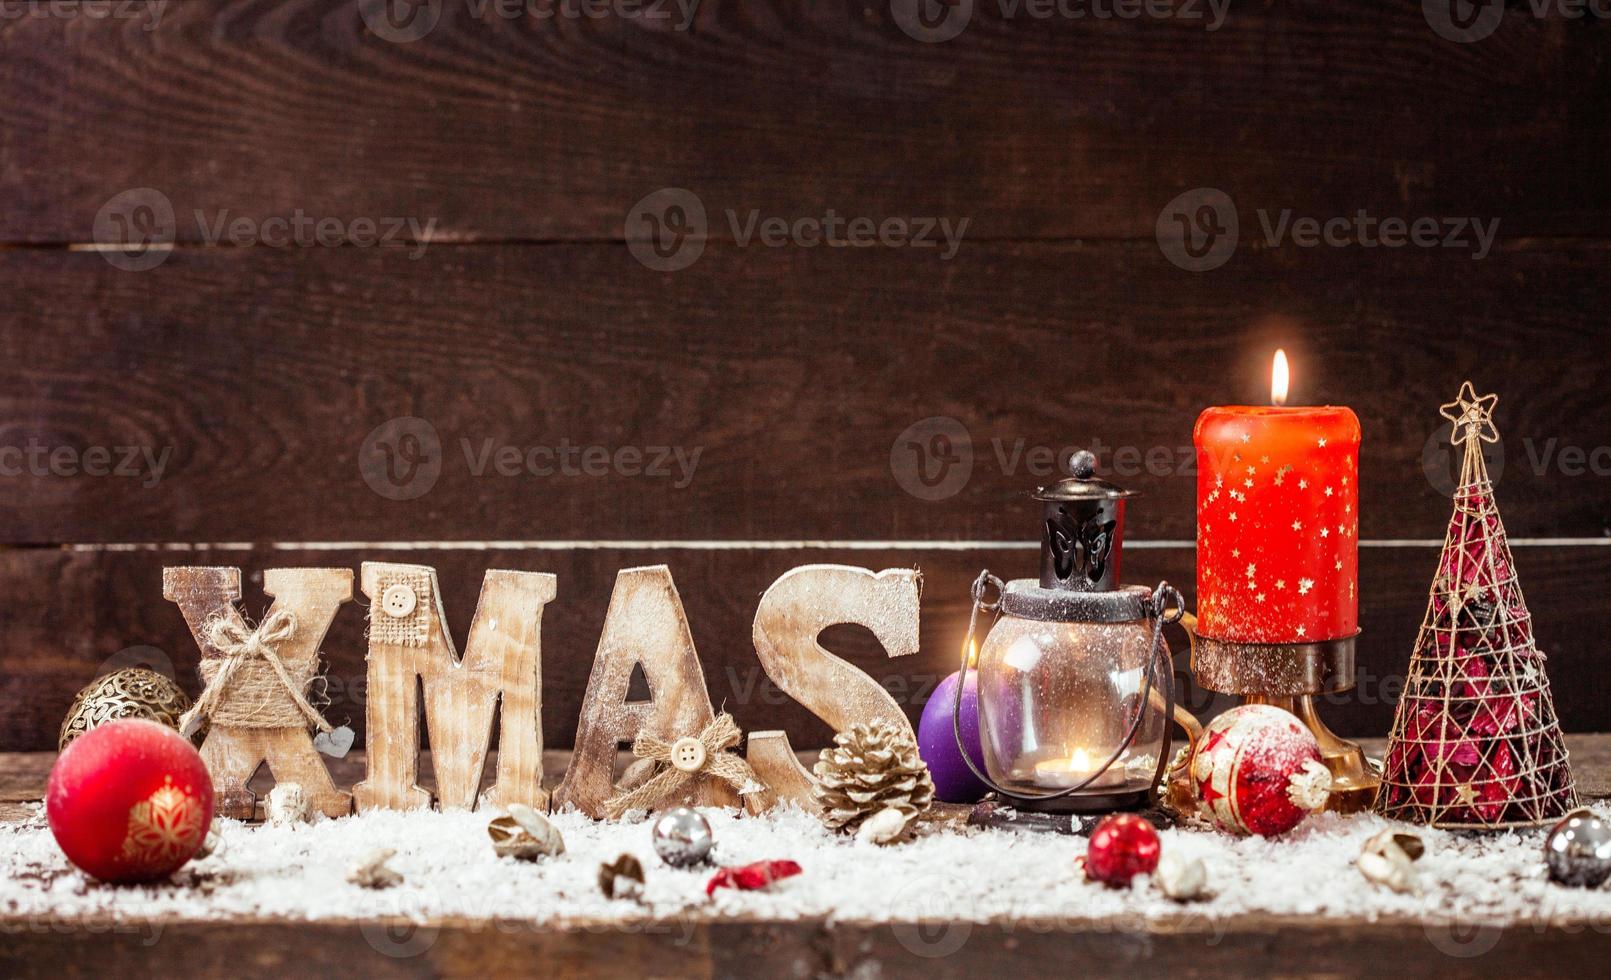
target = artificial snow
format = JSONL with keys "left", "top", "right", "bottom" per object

{"left": 4, "top": 802, "right": 1611, "bottom": 936}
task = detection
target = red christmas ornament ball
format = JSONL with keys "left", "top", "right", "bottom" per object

{"left": 47, "top": 718, "right": 214, "bottom": 882}
{"left": 1190, "top": 704, "right": 1331, "bottom": 837}
{"left": 1083, "top": 813, "right": 1160, "bottom": 886}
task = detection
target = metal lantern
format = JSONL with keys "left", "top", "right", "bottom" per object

{"left": 954, "top": 451, "right": 1199, "bottom": 817}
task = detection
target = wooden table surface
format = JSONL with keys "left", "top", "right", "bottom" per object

{"left": 3, "top": 738, "right": 1610, "bottom": 979}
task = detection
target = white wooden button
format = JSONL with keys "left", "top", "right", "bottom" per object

{"left": 669, "top": 737, "right": 706, "bottom": 772}
{"left": 381, "top": 584, "right": 417, "bottom": 619}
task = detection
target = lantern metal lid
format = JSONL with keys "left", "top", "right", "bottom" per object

{"left": 1006, "top": 450, "right": 1143, "bottom": 621}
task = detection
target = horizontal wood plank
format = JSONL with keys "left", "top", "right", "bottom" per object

{"left": 2, "top": 543, "right": 1607, "bottom": 752}
{"left": 1, "top": 910, "right": 1606, "bottom": 979}
{"left": 1, "top": 1, "right": 1609, "bottom": 243}
{"left": 2, "top": 241, "right": 1608, "bottom": 544}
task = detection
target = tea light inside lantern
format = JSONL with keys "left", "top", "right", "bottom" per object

{"left": 1032, "top": 747, "right": 1128, "bottom": 789}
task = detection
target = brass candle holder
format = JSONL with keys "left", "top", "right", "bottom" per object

{"left": 1192, "top": 633, "right": 1380, "bottom": 813}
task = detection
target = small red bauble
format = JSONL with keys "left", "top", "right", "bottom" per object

{"left": 1190, "top": 704, "right": 1331, "bottom": 837}
{"left": 47, "top": 718, "right": 214, "bottom": 882}
{"left": 1083, "top": 813, "right": 1160, "bottom": 886}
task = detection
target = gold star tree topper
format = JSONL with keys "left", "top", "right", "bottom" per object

{"left": 1440, "top": 381, "right": 1499, "bottom": 445}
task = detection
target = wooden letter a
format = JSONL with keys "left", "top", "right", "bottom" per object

{"left": 354, "top": 562, "right": 557, "bottom": 812}
{"left": 554, "top": 565, "right": 730, "bottom": 818}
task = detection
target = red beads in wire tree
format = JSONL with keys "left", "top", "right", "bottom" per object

{"left": 1376, "top": 383, "right": 1577, "bottom": 829}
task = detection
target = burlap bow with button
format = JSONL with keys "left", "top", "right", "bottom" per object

{"left": 178, "top": 610, "right": 332, "bottom": 737}
{"left": 602, "top": 713, "right": 764, "bottom": 819}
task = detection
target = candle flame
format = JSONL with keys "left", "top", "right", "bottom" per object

{"left": 1068, "top": 747, "right": 1093, "bottom": 770}
{"left": 965, "top": 638, "right": 977, "bottom": 669}
{"left": 1271, "top": 349, "right": 1290, "bottom": 406}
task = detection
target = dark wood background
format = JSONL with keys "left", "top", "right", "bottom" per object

{"left": 2, "top": 0, "right": 1608, "bottom": 751}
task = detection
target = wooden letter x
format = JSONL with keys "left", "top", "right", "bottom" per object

{"left": 163, "top": 566, "right": 353, "bottom": 819}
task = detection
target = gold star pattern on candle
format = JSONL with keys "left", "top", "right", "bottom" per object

{"left": 1197, "top": 421, "right": 1359, "bottom": 645}
{"left": 1440, "top": 381, "right": 1500, "bottom": 445}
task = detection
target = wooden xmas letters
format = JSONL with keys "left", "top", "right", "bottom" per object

{"left": 747, "top": 565, "right": 923, "bottom": 810}
{"left": 161, "top": 561, "right": 922, "bottom": 820}
{"left": 353, "top": 563, "right": 556, "bottom": 813}
{"left": 163, "top": 566, "right": 353, "bottom": 819}
{"left": 552, "top": 566, "right": 734, "bottom": 818}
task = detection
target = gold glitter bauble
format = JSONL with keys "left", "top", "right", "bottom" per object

{"left": 59, "top": 668, "right": 193, "bottom": 750}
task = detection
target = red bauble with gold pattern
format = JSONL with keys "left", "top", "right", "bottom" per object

{"left": 46, "top": 718, "right": 214, "bottom": 882}
{"left": 1190, "top": 704, "right": 1331, "bottom": 837}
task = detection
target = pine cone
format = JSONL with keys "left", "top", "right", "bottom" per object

{"left": 811, "top": 721, "right": 934, "bottom": 832}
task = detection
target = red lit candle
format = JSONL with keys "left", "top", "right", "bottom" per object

{"left": 1194, "top": 351, "right": 1359, "bottom": 644}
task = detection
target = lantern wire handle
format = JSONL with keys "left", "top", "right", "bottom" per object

{"left": 951, "top": 570, "right": 1182, "bottom": 807}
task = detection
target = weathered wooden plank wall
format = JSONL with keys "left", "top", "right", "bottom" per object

{"left": 1, "top": 1, "right": 1608, "bottom": 750}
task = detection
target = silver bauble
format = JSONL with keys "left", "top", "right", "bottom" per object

{"left": 1544, "top": 809, "right": 1611, "bottom": 888}
{"left": 650, "top": 806, "right": 713, "bottom": 868}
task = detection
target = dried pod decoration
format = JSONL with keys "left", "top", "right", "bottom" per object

{"left": 349, "top": 848, "right": 403, "bottom": 889}
{"left": 1356, "top": 830, "right": 1426, "bottom": 894}
{"left": 599, "top": 854, "right": 646, "bottom": 901}
{"left": 488, "top": 804, "right": 566, "bottom": 861}
{"left": 265, "top": 782, "right": 308, "bottom": 826}
{"left": 812, "top": 721, "right": 934, "bottom": 835}
{"left": 1154, "top": 851, "right": 1209, "bottom": 902}
{"left": 854, "top": 806, "right": 913, "bottom": 846}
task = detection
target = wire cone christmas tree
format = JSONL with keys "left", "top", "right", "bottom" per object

{"left": 1376, "top": 383, "right": 1577, "bottom": 828}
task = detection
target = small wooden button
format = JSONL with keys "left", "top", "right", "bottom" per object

{"left": 669, "top": 737, "right": 706, "bottom": 772}
{"left": 381, "top": 584, "right": 418, "bottom": 619}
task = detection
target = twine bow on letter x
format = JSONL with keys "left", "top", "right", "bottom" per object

{"left": 603, "top": 713, "right": 764, "bottom": 819}
{"left": 179, "top": 610, "right": 332, "bottom": 737}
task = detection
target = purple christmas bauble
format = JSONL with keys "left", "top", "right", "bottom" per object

{"left": 917, "top": 669, "right": 988, "bottom": 803}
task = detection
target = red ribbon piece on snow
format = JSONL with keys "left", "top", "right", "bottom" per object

{"left": 705, "top": 859, "right": 802, "bottom": 897}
